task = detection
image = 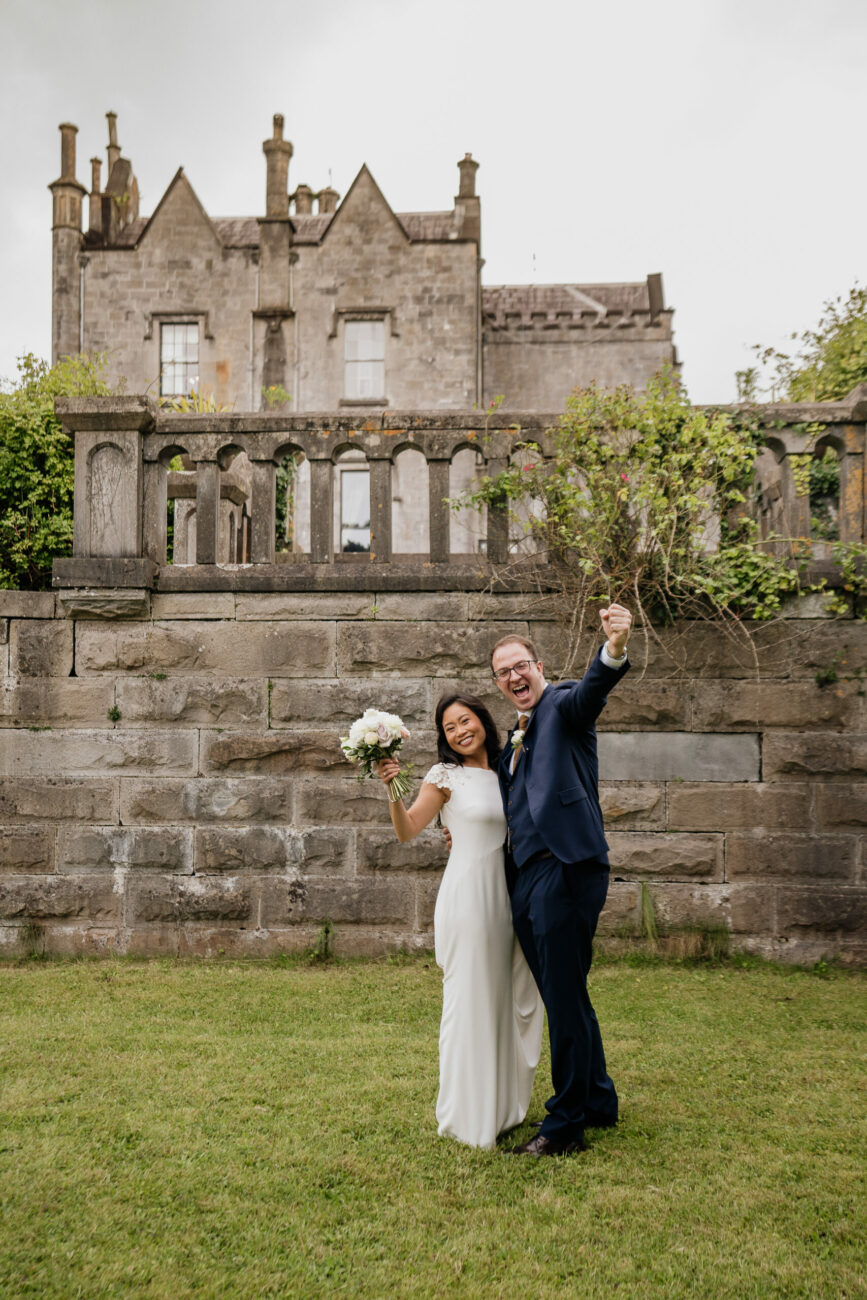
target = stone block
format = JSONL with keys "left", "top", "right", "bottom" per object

{"left": 691, "top": 680, "right": 856, "bottom": 732}
{"left": 0, "top": 679, "right": 115, "bottom": 728}
{"left": 236, "top": 593, "right": 376, "bottom": 620}
{"left": 298, "top": 828, "right": 354, "bottom": 875}
{"left": 608, "top": 832, "right": 723, "bottom": 881}
{"left": 597, "top": 881, "right": 641, "bottom": 935}
{"left": 815, "top": 785, "right": 867, "bottom": 830}
{"left": 0, "top": 778, "right": 118, "bottom": 823}
{"left": 126, "top": 875, "right": 253, "bottom": 923}
{"left": 599, "top": 733, "right": 760, "bottom": 782}
{"left": 599, "top": 783, "right": 665, "bottom": 830}
{"left": 57, "top": 590, "right": 150, "bottom": 620}
{"left": 200, "top": 730, "right": 345, "bottom": 775}
{"left": 641, "top": 623, "right": 791, "bottom": 679}
{"left": 151, "top": 593, "right": 236, "bottom": 620}
{"left": 75, "top": 620, "right": 335, "bottom": 677}
{"left": 727, "top": 885, "right": 776, "bottom": 934}
{"left": 415, "top": 874, "right": 444, "bottom": 930}
{"left": 338, "top": 622, "right": 522, "bottom": 676}
{"left": 117, "top": 677, "right": 267, "bottom": 727}
{"left": 645, "top": 883, "right": 733, "bottom": 931}
{"left": 597, "top": 685, "right": 690, "bottom": 731}
{"left": 0, "top": 592, "right": 55, "bottom": 618}
{"left": 119, "top": 777, "right": 291, "bottom": 825}
{"left": 0, "top": 619, "right": 7, "bottom": 646}
{"left": 0, "top": 731, "right": 197, "bottom": 777}
{"left": 356, "top": 827, "right": 448, "bottom": 871}
{"left": 10, "top": 620, "right": 74, "bottom": 677}
{"left": 668, "top": 784, "right": 812, "bottom": 831}
{"left": 0, "top": 826, "right": 53, "bottom": 873}
{"left": 261, "top": 875, "right": 415, "bottom": 926}
{"left": 57, "top": 826, "right": 193, "bottom": 874}
{"left": 371, "top": 594, "right": 470, "bottom": 621}
{"left": 762, "top": 734, "right": 867, "bottom": 782}
{"left": 0, "top": 875, "right": 120, "bottom": 920}
{"left": 775, "top": 887, "right": 867, "bottom": 935}
{"left": 725, "top": 833, "right": 856, "bottom": 882}
{"left": 295, "top": 781, "right": 390, "bottom": 826}
{"left": 783, "top": 621, "right": 867, "bottom": 679}
{"left": 467, "top": 592, "right": 560, "bottom": 623}
{"left": 195, "top": 827, "right": 301, "bottom": 874}
{"left": 270, "top": 677, "right": 428, "bottom": 726}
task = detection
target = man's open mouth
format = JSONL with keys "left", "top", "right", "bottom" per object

{"left": 512, "top": 682, "right": 530, "bottom": 699}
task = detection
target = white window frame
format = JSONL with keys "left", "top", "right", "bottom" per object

{"left": 160, "top": 322, "right": 200, "bottom": 397}
{"left": 343, "top": 319, "right": 386, "bottom": 401}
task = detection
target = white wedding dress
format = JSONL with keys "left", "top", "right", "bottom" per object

{"left": 425, "top": 762, "right": 544, "bottom": 1149}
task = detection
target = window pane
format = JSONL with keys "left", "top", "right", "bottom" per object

{"left": 160, "top": 323, "right": 199, "bottom": 396}
{"left": 341, "top": 469, "right": 370, "bottom": 552}
{"left": 344, "top": 320, "right": 384, "bottom": 362}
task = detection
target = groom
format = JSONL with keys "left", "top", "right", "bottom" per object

{"left": 491, "top": 603, "right": 632, "bottom": 1156}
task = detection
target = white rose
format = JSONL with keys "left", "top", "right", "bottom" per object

{"left": 364, "top": 730, "right": 379, "bottom": 746}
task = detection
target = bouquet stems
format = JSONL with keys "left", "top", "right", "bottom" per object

{"left": 387, "top": 769, "right": 412, "bottom": 802}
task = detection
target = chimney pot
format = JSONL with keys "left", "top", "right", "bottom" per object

{"left": 273, "top": 113, "right": 284, "bottom": 140}
{"left": 59, "top": 123, "right": 78, "bottom": 181}
{"left": 457, "top": 152, "right": 479, "bottom": 198}
{"left": 293, "top": 184, "right": 314, "bottom": 215}
{"left": 262, "top": 113, "right": 293, "bottom": 219}
{"left": 318, "top": 186, "right": 339, "bottom": 214}
{"left": 106, "top": 111, "right": 121, "bottom": 175}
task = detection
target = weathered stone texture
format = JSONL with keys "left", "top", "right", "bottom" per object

{"left": 150, "top": 593, "right": 236, "bottom": 620}
{"left": 0, "top": 827, "right": 53, "bottom": 873}
{"left": 762, "top": 734, "right": 867, "bottom": 782}
{"left": 775, "top": 888, "right": 867, "bottom": 934}
{"left": 127, "top": 876, "right": 253, "bottom": 924}
{"left": 338, "top": 623, "right": 522, "bottom": 676}
{"left": 608, "top": 832, "right": 723, "bottom": 881}
{"left": 0, "top": 679, "right": 115, "bottom": 728}
{"left": 270, "top": 677, "right": 428, "bottom": 727}
{"left": 356, "top": 828, "right": 448, "bottom": 872}
{"left": 75, "top": 621, "right": 335, "bottom": 676}
{"left": 296, "top": 782, "right": 391, "bottom": 827}
{"left": 119, "top": 777, "right": 290, "bottom": 825}
{"left": 782, "top": 622, "right": 867, "bottom": 678}
{"left": 58, "top": 826, "right": 193, "bottom": 874}
{"left": 10, "top": 621, "right": 73, "bottom": 677}
{"left": 117, "top": 677, "right": 267, "bottom": 726}
{"left": 201, "top": 730, "right": 344, "bottom": 775}
{"left": 263, "top": 875, "right": 415, "bottom": 926}
{"left": 691, "top": 680, "right": 856, "bottom": 732}
{"left": 668, "top": 784, "right": 812, "bottom": 831}
{"left": 597, "top": 882, "right": 641, "bottom": 934}
{"left": 725, "top": 833, "right": 856, "bottom": 882}
{"left": 599, "top": 733, "right": 760, "bottom": 782}
{"left": 815, "top": 785, "right": 867, "bottom": 830}
{"left": 0, "top": 592, "right": 55, "bottom": 618}
{"left": 0, "top": 778, "right": 118, "bottom": 823}
{"left": 599, "top": 783, "right": 665, "bottom": 830}
{"left": 597, "top": 685, "right": 690, "bottom": 731}
{"left": 0, "top": 731, "right": 197, "bottom": 777}
{"left": 236, "top": 593, "right": 377, "bottom": 621}
{"left": 195, "top": 827, "right": 301, "bottom": 874}
{"left": 0, "top": 875, "right": 119, "bottom": 920}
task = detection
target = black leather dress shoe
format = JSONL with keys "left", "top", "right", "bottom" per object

{"left": 509, "top": 1133, "right": 587, "bottom": 1156}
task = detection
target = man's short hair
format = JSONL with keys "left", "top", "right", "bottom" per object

{"left": 490, "top": 634, "right": 541, "bottom": 669}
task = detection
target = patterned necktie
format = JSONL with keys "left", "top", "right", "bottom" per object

{"left": 512, "top": 714, "right": 531, "bottom": 772}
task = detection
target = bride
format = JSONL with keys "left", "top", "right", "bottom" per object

{"left": 377, "top": 692, "right": 543, "bottom": 1150}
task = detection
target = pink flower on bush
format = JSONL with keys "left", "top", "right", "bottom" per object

{"left": 620, "top": 473, "right": 629, "bottom": 482}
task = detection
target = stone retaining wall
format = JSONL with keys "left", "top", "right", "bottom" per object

{"left": 0, "top": 589, "right": 864, "bottom": 964}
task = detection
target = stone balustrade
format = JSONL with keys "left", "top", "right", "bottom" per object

{"left": 50, "top": 390, "right": 867, "bottom": 607}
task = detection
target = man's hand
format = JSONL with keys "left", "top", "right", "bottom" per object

{"left": 600, "top": 602, "right": 632, "bottom": 659}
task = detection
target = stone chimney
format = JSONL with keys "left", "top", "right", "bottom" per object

{"left": 263, "top": 113, "right": 293, "bottom": 218}
{"left": 106, "top": 112, "right": 120, "bottom": 174}
{"left": 458, "top": 152, "right": 479, "bottom": 198}
{"left": 88, "top": 157, "right": 103, "bottom": 235}
{"left": 49, "top": 123, "right": 86, "bottom": 361}
{"left": 318, "top": 186, "right": 339, "bottom": 214}
{"left": 293, "top": 184, "right": 314, "bottom": 215}
{"left": 257, "top": 114, "right": 294, "bottom": 398}
{"left": 452, "top": 152, "right": 480, "bottom": 246}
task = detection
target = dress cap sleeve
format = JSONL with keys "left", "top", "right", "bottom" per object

{"left": 423, "top": 762, "right": 457, "bottom": 792}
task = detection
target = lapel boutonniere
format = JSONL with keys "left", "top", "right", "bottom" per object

{"left": 510, "top": 729, "right": 525, "bottom": 751}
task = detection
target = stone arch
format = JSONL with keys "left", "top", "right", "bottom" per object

{"left": 392, "top": 444, "right": 429, "bottom": 555}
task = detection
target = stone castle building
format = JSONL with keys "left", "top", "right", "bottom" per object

{"left": 50, "top": 113, "right": 677, "bottom": 414}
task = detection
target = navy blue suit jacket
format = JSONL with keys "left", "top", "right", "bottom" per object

{"left": 497, "top": 648, "right": 630, "bottom": 866}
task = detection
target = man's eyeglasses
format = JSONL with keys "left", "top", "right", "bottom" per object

{"left": 492, "top": 659, "right": 537, "bottom": 682}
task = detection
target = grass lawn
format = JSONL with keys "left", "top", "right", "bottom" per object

{"left": 0, "top": 953, "right": 864, "bottom": 1299}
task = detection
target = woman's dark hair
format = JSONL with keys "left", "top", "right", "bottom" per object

{"left": 434, "top": 692, "right": 501, "bottom": 769}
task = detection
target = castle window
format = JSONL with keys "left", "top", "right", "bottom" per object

{"left": 344, "top": 320, "right": 385, "bottom": 400}
{"left": 160, "top": 323, "right": 199, "bottom": 397}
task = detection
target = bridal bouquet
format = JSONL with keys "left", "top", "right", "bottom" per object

{"left": 340, "top": 709, "right": 413, "bottom": 802}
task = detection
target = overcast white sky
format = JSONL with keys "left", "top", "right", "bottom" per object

{"left": 3, "top": 0, "right": 865, "bottom": 403}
